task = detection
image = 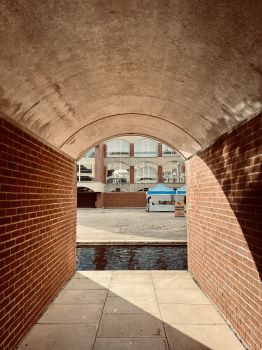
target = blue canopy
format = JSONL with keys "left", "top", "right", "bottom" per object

{"left": 147, "top": 183, "right": 176, "bottom": 195}
{"left": 176, "top": 186, "right": 186, "bottom": 195}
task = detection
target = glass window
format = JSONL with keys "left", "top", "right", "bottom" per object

{"left": 84, "top": 147, "right": 95, "bottom": 158}
{"left": 163, "top": 161, "right": 185, "bottom": 183}
{"left": 135, "top": 162, "right": 157, "bottom": 183}
{"left": 77, "top": 157, "right": 95, "bottom": 182}
{"left": 106, "top": 140, "right": 130, "bottom": 157}
{"left": 106, "top": 162, "right": 130, "bottom": 184}
{"left": 162, "top": 144, "right": 177, "bottom": 157}
{"left": 134, "top": 139, "right": 158, "bottom": 157}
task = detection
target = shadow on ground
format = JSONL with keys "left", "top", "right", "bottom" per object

{"left": 18, "top": 271, "right": 244, "bottom": 350}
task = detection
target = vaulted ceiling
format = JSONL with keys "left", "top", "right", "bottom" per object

{"left": 0, "top": 0, "right": 261, "bottom": 159}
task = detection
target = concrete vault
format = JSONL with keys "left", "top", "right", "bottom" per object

{"left": 0, "top": 0, "right": 261, "bottom": 159}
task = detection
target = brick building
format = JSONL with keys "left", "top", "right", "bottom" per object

{"left": 77, "top": 136, "right": 185, "bottom": 207}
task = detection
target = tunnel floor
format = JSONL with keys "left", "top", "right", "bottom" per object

{"left": 77, "top": 209, "right": 187, "bottom": 244}
{"left": 18, "top": 271, "right": 245, "bottom": 350}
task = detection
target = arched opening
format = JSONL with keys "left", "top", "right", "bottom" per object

{"left": 0, "top": 1, "right": 261, "bottom": 348}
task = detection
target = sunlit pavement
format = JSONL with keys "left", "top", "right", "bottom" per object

{"left": 77, "top": 209, "right": 187, "bottom": 244}
{"left": 18, "top": 271, "right": 245, "bottom": 350}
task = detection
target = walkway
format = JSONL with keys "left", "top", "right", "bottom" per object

{"left": 77, "top": 209, "right": 187, "bottom": 245}
{"left": 18, "top": 271, "right": 245, "bottom": 350}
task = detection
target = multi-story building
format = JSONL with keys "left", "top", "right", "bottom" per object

{"left": 77, "top": 136, "right": 185, "bottom": 207}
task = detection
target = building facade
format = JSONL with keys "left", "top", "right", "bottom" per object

{"left": 77, "top": 136, "right": 185, "bottom": 206}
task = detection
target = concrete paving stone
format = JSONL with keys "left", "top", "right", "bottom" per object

{"left": 159, "top": 304, "right": 225, "bottom": 325}
{"left": 108, "top": 283, "right": 156, "bottom": 297}
{"left": 111, "top": 271, "right": 152, "bottom": 284}
{"left": 156, "top": 289, "right": 210, "bottom": 304}
{"left": 93, "top": 338, "right": 169, "bottom": 350}
{"left": 151, "top": 271, "right": 191, "bottom": 278}
{"left": 73, "top": 271, "right": 113, "bottom": 279}
{"left": 164, "top": 324, "right": 246, "bottom": 350}
{"left": 97, "top": 314, "right": 165, "bottom": 338}
{"left": 104, "top": 296, "right": 160, "bottom": 315}
{"left": 65, "top": 277, "right": 110, "bottom": 290}
{"left": 153, "top": 276, "right": 199, "bottom": 290}
{"left": 38, "top": 304, "right": 103, "bottom": 324}
{"left": 18, "top": 324, "right": 97, "bottom": 350}
{"left": 54, "top": 289, "right": 107, "bottom": 304}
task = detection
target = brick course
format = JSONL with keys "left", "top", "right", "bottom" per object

{"left": 0, "top": 117, "right": 76, "bottom": 350}
{"left": 187, "top": 114, "right": 262, "bottom": 350}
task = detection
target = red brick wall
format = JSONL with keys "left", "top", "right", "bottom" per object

{"left": 187, "top": 114, "right": 262, "bottom": 350}
{"left": 102, "top": 192, "right": 146, "bottom": 208}
{"left": 0, "top": 117, "right": 76, "bottom": 350}
{"left": 77, "top": 192, "right": 96, "bottom": 208}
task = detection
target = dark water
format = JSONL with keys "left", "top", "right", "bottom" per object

{"left": 77, "top": 245, "right": 187, "bottom": 270}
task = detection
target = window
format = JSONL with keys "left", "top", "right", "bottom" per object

{"left": 134, "top": 139, "right": 158, "bottom": 157}
{"left": 135, "top": 162, "right": 157, "bottom": 183}
{"left": 137, "top": 188, "right": 149, "bottom": 192}
{"left": 162, "top": 144, "right": 177, "bottom": 157}
{"left": 85, "top": 147, "right": 95, "bottom": 158}
{"left": 106, "top": 162, "right": 130, "bottom": 184}
{"left": 106, "top": 140, "right": 130, "bottom": 157}
{"left": 163, "top": 161, "right": 185, "bottom": 183}
{"left": 77, "top": 157, "right": 95, "bottom": 182}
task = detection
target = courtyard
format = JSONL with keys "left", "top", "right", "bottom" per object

{"left": 77, "top": 209, "right": 187, "bottom": 244}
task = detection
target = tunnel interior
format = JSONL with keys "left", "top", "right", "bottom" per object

{"left": 0, "top": 1, "right": 262, "bottom": 349}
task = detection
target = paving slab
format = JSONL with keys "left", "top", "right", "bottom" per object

{"left": 97, "top": 313, "right": 165, "bottom": 338}
{"left": 93, "top": 338, "right": 169, "bottom": 350}
{"left": 39, "top": 304, "right": 103, "bottom": 324}
{"left": 151, "top": 270, "right": 191, "bottom": 277}
{"left": 111, "top": 271, "right": 152, "bottom": 284}
{"left": 165, "top": 324, "right": 245, "bottom": 350}
{"left": 65, "top": 277, "right": 110, "bottom": 290}
{"left": 104, "top": 296, "right": 160, "bottom": 315}
{"left": 54, "top": 289, "right": 107, "bottom": 304}
{"left": 18, "top": 324, "right": 97, "bottom": 350}
{"left": 156, "top": 289, "right": 210, "bottom": 304}
{"left": 73, "top": 271, "right": 113, "bottom": 279}
{"left": 159, "top": 304, "right": 225, "bottom": 325}
{"left": 153, "top": 276, "right": 199, "bottom": 290}
{"left": 108, "top": 283, "right": 156, "bottom": 297}
{"left": 19, "top": 271, "right": 246, "bottom": 350}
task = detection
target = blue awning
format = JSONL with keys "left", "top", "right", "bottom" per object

{"left": 147, "top": 183, "right": 176, "bottom": 195}
{"left": 176, "top": 186, "right": 186, "bottom": 195}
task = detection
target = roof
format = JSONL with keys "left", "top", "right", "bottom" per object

{"left": 147, "top": 183, "right": 176, "bottom": 195}
{"left": 177, "top": 186, "right": 186, "bottom": 195}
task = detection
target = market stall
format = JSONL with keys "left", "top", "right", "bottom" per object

{"left": 146, "top": 183, "right": 176, "bottom": 212}
{"left": 175, "top": 186, "right": 187, "bottom": 216}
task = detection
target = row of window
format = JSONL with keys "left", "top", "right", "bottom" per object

{"left": 84, "top": 140, "right": 177, "bottom": 158}
{"left": 77, "top": 161, "right": 185, "bottom": 184}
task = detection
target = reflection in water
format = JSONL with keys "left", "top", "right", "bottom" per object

{"left": 94, "top": 247, "right": 107, "bottom": 270}
{"left": 77, "top": 245, "right": 187, "bottom": 270}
